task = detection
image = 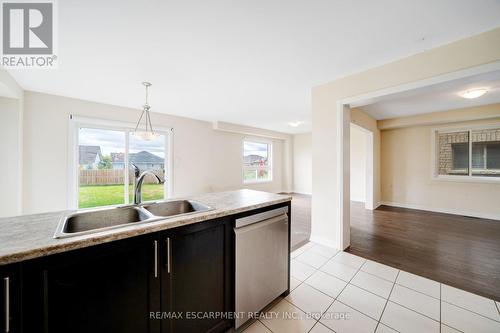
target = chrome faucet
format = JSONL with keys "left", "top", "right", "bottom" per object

{"left": 131, "top": 163, "right": 164, "bottom": 205}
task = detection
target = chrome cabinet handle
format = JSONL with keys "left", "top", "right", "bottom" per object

{"left": 3, "top": 277, "right": 9, "bottom": 333}
{"left": 154, "top": 240, "right": 158, "bottom": 278}
{"left": 166, "top": 238, "right": 171, "bottom": 274}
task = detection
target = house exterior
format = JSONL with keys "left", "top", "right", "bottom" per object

{"left": 111, "top": 151, "right": 164, "bottom": 170}
{"left": 438, "top": 128, "right": 500, "bottom": 176}
{"left": 79, "top": 145, "right": 103, "bottom": 169}
{"left": 243, "top": 154, "right": 268, "bottom": 166}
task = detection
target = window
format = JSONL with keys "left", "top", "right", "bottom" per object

{"left": 435, "top": 126, "right": 500, "bottom": 180}
{"left": 472, "top": 141, "right": 500, "bottom": 174}
{"left": 451, "top": 142, "right": 469, "bottom": 172}
{"left": 72, "top": 118, "right": 171, "bottom": 209}
{"left": 243, "top": 140, "right": 272, "bottom": 183}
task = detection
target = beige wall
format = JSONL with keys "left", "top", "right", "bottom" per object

{"left": 22, "top": 91, "right": 290, "bottom": 214}
{"left": 351, "top": 108, "right": 380, "bottom": 208}
{"left": 293, "top": 133, "right": 312, "bottom": 194}
{"left": 0, "top": 97, "right": 21, "bottom": 217}
{"left": 381, "top": 116, "right": 500, "bottom": 220}
{"left": 378, "top": 105, "right": 500, "bottom": 216}
{"left": 312, "top": 27, "right": 500, "bottom": 249}
{"left": 350, "top": 125, "right": 367, "bottom": 202}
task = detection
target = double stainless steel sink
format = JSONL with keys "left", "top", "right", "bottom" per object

{"left": 54, "top": 200, "right": 214, "bottom": 238}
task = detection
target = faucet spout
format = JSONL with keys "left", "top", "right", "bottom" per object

{"left": 133, "top": 170, "right": 164, "bottom": 205}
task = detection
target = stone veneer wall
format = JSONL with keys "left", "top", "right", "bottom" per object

{"left": 438, "top": 128, "right": 500, "bottom": 175}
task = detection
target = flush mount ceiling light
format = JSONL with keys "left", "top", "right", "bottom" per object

{"left": 288, "top": 121, "right": 303, "bottom": 128}
{"left": 132, "top": 82, "right": 160, "bottom": 141}
{"left": 460, "top": 88, "right": 488, "bottom": 99}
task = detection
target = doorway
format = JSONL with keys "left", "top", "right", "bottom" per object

{"left": 350, "top": 123, "right": 372, "bottom": 209}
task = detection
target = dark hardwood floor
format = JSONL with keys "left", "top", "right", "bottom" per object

{"left": 348, "top": 202, "right": 500, "bottom": 302}
{"left": 287, "top": 195, "right": 500, "bottom": 301}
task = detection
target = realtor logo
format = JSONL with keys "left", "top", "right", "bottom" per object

{"left": 1, "top": 0, "right": 57, "bottom": 68}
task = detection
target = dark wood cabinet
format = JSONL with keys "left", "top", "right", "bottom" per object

{"left": 160, "top": 218, "right": 232, "bottom": 333}
{"left": 4, "top": 203, "right": 289, "bottom": 333}
{"left": 0, "top": 264, "right": 21, "bottom": 333}
{"left": 22, "top": 234, "right": 161, "bottom": 333}
{"left": 20, "top": 217, "right": 233, "bottom": 333}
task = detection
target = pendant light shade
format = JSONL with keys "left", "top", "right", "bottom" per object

{"left": 133, "top": 82, "right": 160, "bottom": 141}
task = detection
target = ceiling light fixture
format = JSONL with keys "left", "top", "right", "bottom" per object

{"left": 288, "top": 121, "right": 303, "bottom": 128}
{"left": 133, "top": 82, "right": 160, "bottom": 141}
{"left": 461, "top": 88, "right": 488, "bottom": 99}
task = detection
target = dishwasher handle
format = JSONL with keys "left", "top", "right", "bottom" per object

{"left": 234, "top": 213, "right": 288, "bottom": 234}
{"left": 235, "top": 207, "right": 288, "bottom": 229}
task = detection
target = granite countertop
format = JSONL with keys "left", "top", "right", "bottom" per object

{"left": 0, "top": 189, "right": 291, "bottom": 265}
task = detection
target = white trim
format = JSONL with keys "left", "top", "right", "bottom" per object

{"left": 67, "top": 115, "right": 79, "bottom": 210}
{"left": 430, "top": 127, "right": 438, "bottom": 179}
{"left": 380, "top": 201, "right": 500, "bottom": 221}
{"left": 309, "top": 235, "right": 339, "bottom": 250}
{"left": 166, "top": 129, "right": 174, "bottom": 198}
{"left": 337, "top": 103, "right": 351, "bottom": 250}
{"left": 292, "top": 191, "right": 312, "bottom": 196}
{"left": 432, "top": 174, "right": 500, "bottom": 184}
{"left": 243, "top": 179, "right": 273, "bottom": 185}
{"left": 124, "top": 132, "right": 130, "bottom": 204}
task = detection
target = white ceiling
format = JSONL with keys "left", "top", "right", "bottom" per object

{"left": 8, "top": 0, "right": 500, "bottom": 133}
{"left": 357, "top": 70, "right": 500, "bottom": 119}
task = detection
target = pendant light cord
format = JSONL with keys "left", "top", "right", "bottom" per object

{"left": 133, "top": 82, "right": 155, "bottom": 134}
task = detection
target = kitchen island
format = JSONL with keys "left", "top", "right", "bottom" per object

{"left": 0, "top": 189, "right": 292, "bottom": 333}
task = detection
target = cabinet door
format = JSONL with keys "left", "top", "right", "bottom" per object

{"left": 0, "top": 265, "right": 20, "bottom": 333}
{"left": 24, "top": 235, "right": 161, "bottom": 333}
{"left": 162, "top": 219, "right": 231, "bottom": 333}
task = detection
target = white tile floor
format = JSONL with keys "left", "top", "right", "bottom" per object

{"left": 243, "top": 242, "right": 500, "bottom": 333}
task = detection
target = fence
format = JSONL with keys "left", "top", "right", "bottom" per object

{"left": 79, "top": 169, "right": 164, "bottom": 185}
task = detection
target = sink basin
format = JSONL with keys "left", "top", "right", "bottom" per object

{"left": 59, "top": 206, "right": 152, "bottom": 235}
{"left": 142, "top": 200, "right": 212, "bottom": 217}
{"left": 54, "top": 200, "right": 214, "bottom": 238}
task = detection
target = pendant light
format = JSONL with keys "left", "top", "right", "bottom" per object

{"left": 132, "top": 82, "right": 160, "bottom": 140}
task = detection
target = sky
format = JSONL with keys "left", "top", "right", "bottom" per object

{"left": 243, "top": 141, "right": 268, "bottom": 157}
{"left": 79, "top": 127, "right": 166, "bottom": 158}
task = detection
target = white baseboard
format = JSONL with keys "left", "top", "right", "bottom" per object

{"left": 292, "top": 191, "right": 312, "bottom": 195}
{"left": 309, "top": 235, "right": 339, "bottom": 250}
{"left": 380, "top": 201, "right": 500, "bottom": 221}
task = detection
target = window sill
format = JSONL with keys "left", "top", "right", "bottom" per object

{"left": 432, "top": 175, "right": 500, "bottom": 184}
{"left": 243, "top": 179, "right": 273, "bottom": 185}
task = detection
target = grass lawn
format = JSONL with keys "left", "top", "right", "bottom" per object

{"left": 79, "top": 184, "right": 164, "bottom": 208}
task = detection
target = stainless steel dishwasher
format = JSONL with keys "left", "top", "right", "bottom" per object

{"left": 234, "top": 207, "right": 289, "bottom": 329}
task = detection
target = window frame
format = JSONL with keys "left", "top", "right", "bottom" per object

{"left": 431, "top": 123, "right": 500, "bottom": 184}
{"left": 242, "top": 137, "right": 273, "bottom": 184}
{"left": 68, "top": 115, "right": 174, "bottom": 210}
